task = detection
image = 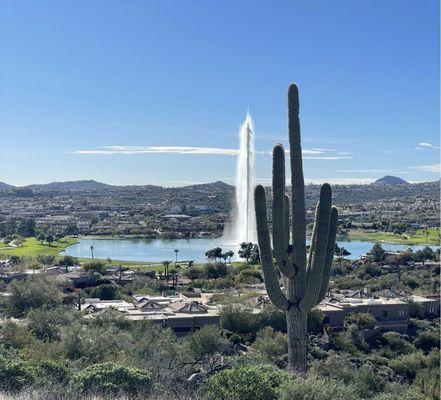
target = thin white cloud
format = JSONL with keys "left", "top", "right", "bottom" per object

{"left": 75, "top": 145, "right": 351, "bottom": 159}
{"left": 408, "top": 163, "right": 441, "bottom": 173}
{"left": 255, "top": 177, "right": 374, "bottom": 185}
{"left": 416, "top": 142, "right": 440, "bottom": 150}
{"left": 303, "top": 156, "right": 351, "bottom": 160}
{"left": 338, "top": 168, "right": 410, "bottom": 174}
{"left": 305, "top": 178, "right": 375, "bottom": 184}
{"left": 76, "top": 146, "right": 239, "bottom": 156}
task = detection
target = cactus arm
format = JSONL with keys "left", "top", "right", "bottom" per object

{"left": 288, "top": 84, "right": 306, "bottom": 280}
{"left": 299, "top": 183, "right": 332, "bottom": 311}
{"left": 307, "top": 211, "right": 317, "bottom": 273}
{"left": 317, "top": 206, "right": 338, "bottom": 303}
{"left": 255, "top": 185, "right": 290, "bottom": 311}
{"left": 284, "top": 194, "right": 290, "bottom": 248}
{"left": 272, "top": 144, "right": 293, "bottom": 277}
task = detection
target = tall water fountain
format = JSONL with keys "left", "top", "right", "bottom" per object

{"left": 224, "top": 113, "right": 256, "bottom": 243}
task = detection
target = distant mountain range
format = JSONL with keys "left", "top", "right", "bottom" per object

{"left": 0, "top": 182, "right": 14, "bottom": 190}
{"left": 0, "top": 176, "right": 433, "bottom": 191}
{"left": 373, "top": 176, "right": 409, "bottom": 185}
{"left": 0, "top": 179, "right": 232, "bottom": 191}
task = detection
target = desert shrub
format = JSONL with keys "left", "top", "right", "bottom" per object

{"left": 353, "top": 364, "right": 386, "bottom": 397}
{"left": 344, "top": 312, "right": 377, "bottom": 329}
{"left": 183, "top": 325, "right": 229, "bottom": 361}
{"left": 278, "top": 376, "right": 358, "bottom": 400}
{"left": 58, "top": 255, "right": 77, "bottom": 266}
{"left": 203, "top": 262, "right": 227, "bottom": 279}
{"left": 8, "top": 277, "right": 62, "bottom": 317}
{"left": 27, "top": 306, "right": 75, "bottom": 342}
{"left": 388, "top": 352, "right": 426, "bottom": 380}
{"left": 414, "top": 366, "right": 440, "bottom": 400}
{"left": 82, "top": 261, "right": 106, "bottom": 274}
{"left": 89, "top": 283, "right": 118, "bottom": 300}
{"left": 335, "top": 275, "right": 364, "bottom": 290}
{"left": 358, "top": 262, "right": 382, "bottom": 279}
{"left": 380, "top": 331, "right": 415, "bottom": 355}
{"left": 213, "top": 278, "right": 235, "bottom": 289}
{"left": 220, "top": 305, "right": 260, "bottom": 339}
{"left": 201, "top": 365, "right": 291, "bottom": 400}
{"left": 310, "top": 353, "right": 356, "bottom": 382}
{"left": 307, "top": 309, "right": 324, "bottom": 332}
{"left": 36, "top": 254, "right": 56, "bottom": 264}
{"left": 250, "top": 327, "right": 287, "bottom": 364}
{"left": 1, "top": 319, "right": 37, "bottom": 349}
{"left": 414, "top": 330, "right": 440, "bottom": 352}
{"left": 329, "top": 331, "right": 358, "bottom": 353}
{"left": 74, "top": 362, "right": 152, "bottom": 396}
{"left": 35, "top": 360, "right": 70, "bottom": 386}
{"left": 0, "top": 355, "right": 35, "bottom": 391}
{"left": 236, "top": 269, "right": 263, "bottom": 284}
{"left": 259, "top": 303, "right": 286, "bottom": 332}
{"left": 373, "top": 388, "right": 428, "bottom": 400}
{"left": 183, "top": 265, "right": 204, "bottom": 280}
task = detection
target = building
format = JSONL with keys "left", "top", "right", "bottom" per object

{"left": 80, "top": 293, "right": 219, "bottom": 335}
{"left": 316, "top": 294, "right": 409, "bottom": 332}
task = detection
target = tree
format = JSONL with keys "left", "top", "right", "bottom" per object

{"left": 253, "top": 83, "right": 338, "bottom": 372}
{"left": 205, "top": 247, "right": 223, "bottom": 262}
{"left": 370, "top": 243, "right": 385, "bottom": 262}
{"left": 37, "top": 232, "right": 46, "bottom": 244}
{"left": 18, "top": 218, "right": 36, "bottom": 237}
{"left": 250, "top": 244, "right": 260, "bottom": 265}
{"left": 335, "top": 243, "right": 351, "bottom": 266}
{"left": 421, "top": 246, "right": 435, "bottom": 262}
{"left": 45, "top": 234, "right": 54, "bottom": 247}
{"left": 238, "top": 242, "right": 254, "bottom": 263}
{"left": 224, "top": 250, "right": 234, "bottom": 264}
{"left": 59, "top": 255, "right": 77, "bottom": 271}
{"left": 90, "top": 284, "right": 118, "bottom": 300}
{"left": 83, "top": 261, "right": 106, "bottom": 274}
{"left": 55, "top": 232, "right": 64, "bottom": 242}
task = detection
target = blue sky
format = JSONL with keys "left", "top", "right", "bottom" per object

{"left": 1, "top": 0, "right": 439, "bottom": 186}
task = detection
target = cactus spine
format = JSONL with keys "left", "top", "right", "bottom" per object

{"left": 254, "top": 84, "right": 338, "bottom": 372}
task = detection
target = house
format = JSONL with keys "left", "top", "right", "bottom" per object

{"left": 80, "top": 295, "right": 219, "bottom": 335}
{"left": 64, "top": 272, "right": 99, "bottom": 288}
{"left": 407, "top": 295, "right": 440, "bottom": 318}
{"left": 81, "top": 298, "right": 135, "bottom": 312}
{"left": 0, "top": 266, "right": 60, "bottom": 283}
{"left": 316, "top": 295, "right": 409, "bottom": 332}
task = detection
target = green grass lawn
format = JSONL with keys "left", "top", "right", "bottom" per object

{"left": 0, "top": 237, "right": 79, "bottom": 257}
{"left": 348, "top": 227, "right": 440, "bottom": 245}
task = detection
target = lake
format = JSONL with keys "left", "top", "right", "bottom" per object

{"left": 62, "top": 237, "right": 437, "bottom": 263}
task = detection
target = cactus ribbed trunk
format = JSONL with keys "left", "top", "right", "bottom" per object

{"left": 287, "top": 309, "right": 307, "bottom": 371}
{"left": 254, "top": 84, "right": 338, "bottom": 372}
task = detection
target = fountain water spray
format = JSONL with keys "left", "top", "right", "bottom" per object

{"left": 223, "top": 113, "right": 256, "bottom": 243}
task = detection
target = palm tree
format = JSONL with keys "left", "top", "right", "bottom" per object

{"left": 174, "top": 249, "right": 179, "bottom": 267}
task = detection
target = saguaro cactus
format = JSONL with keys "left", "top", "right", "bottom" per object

{"left": 254, "top": 84, "right": 338, "bottom": 372}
